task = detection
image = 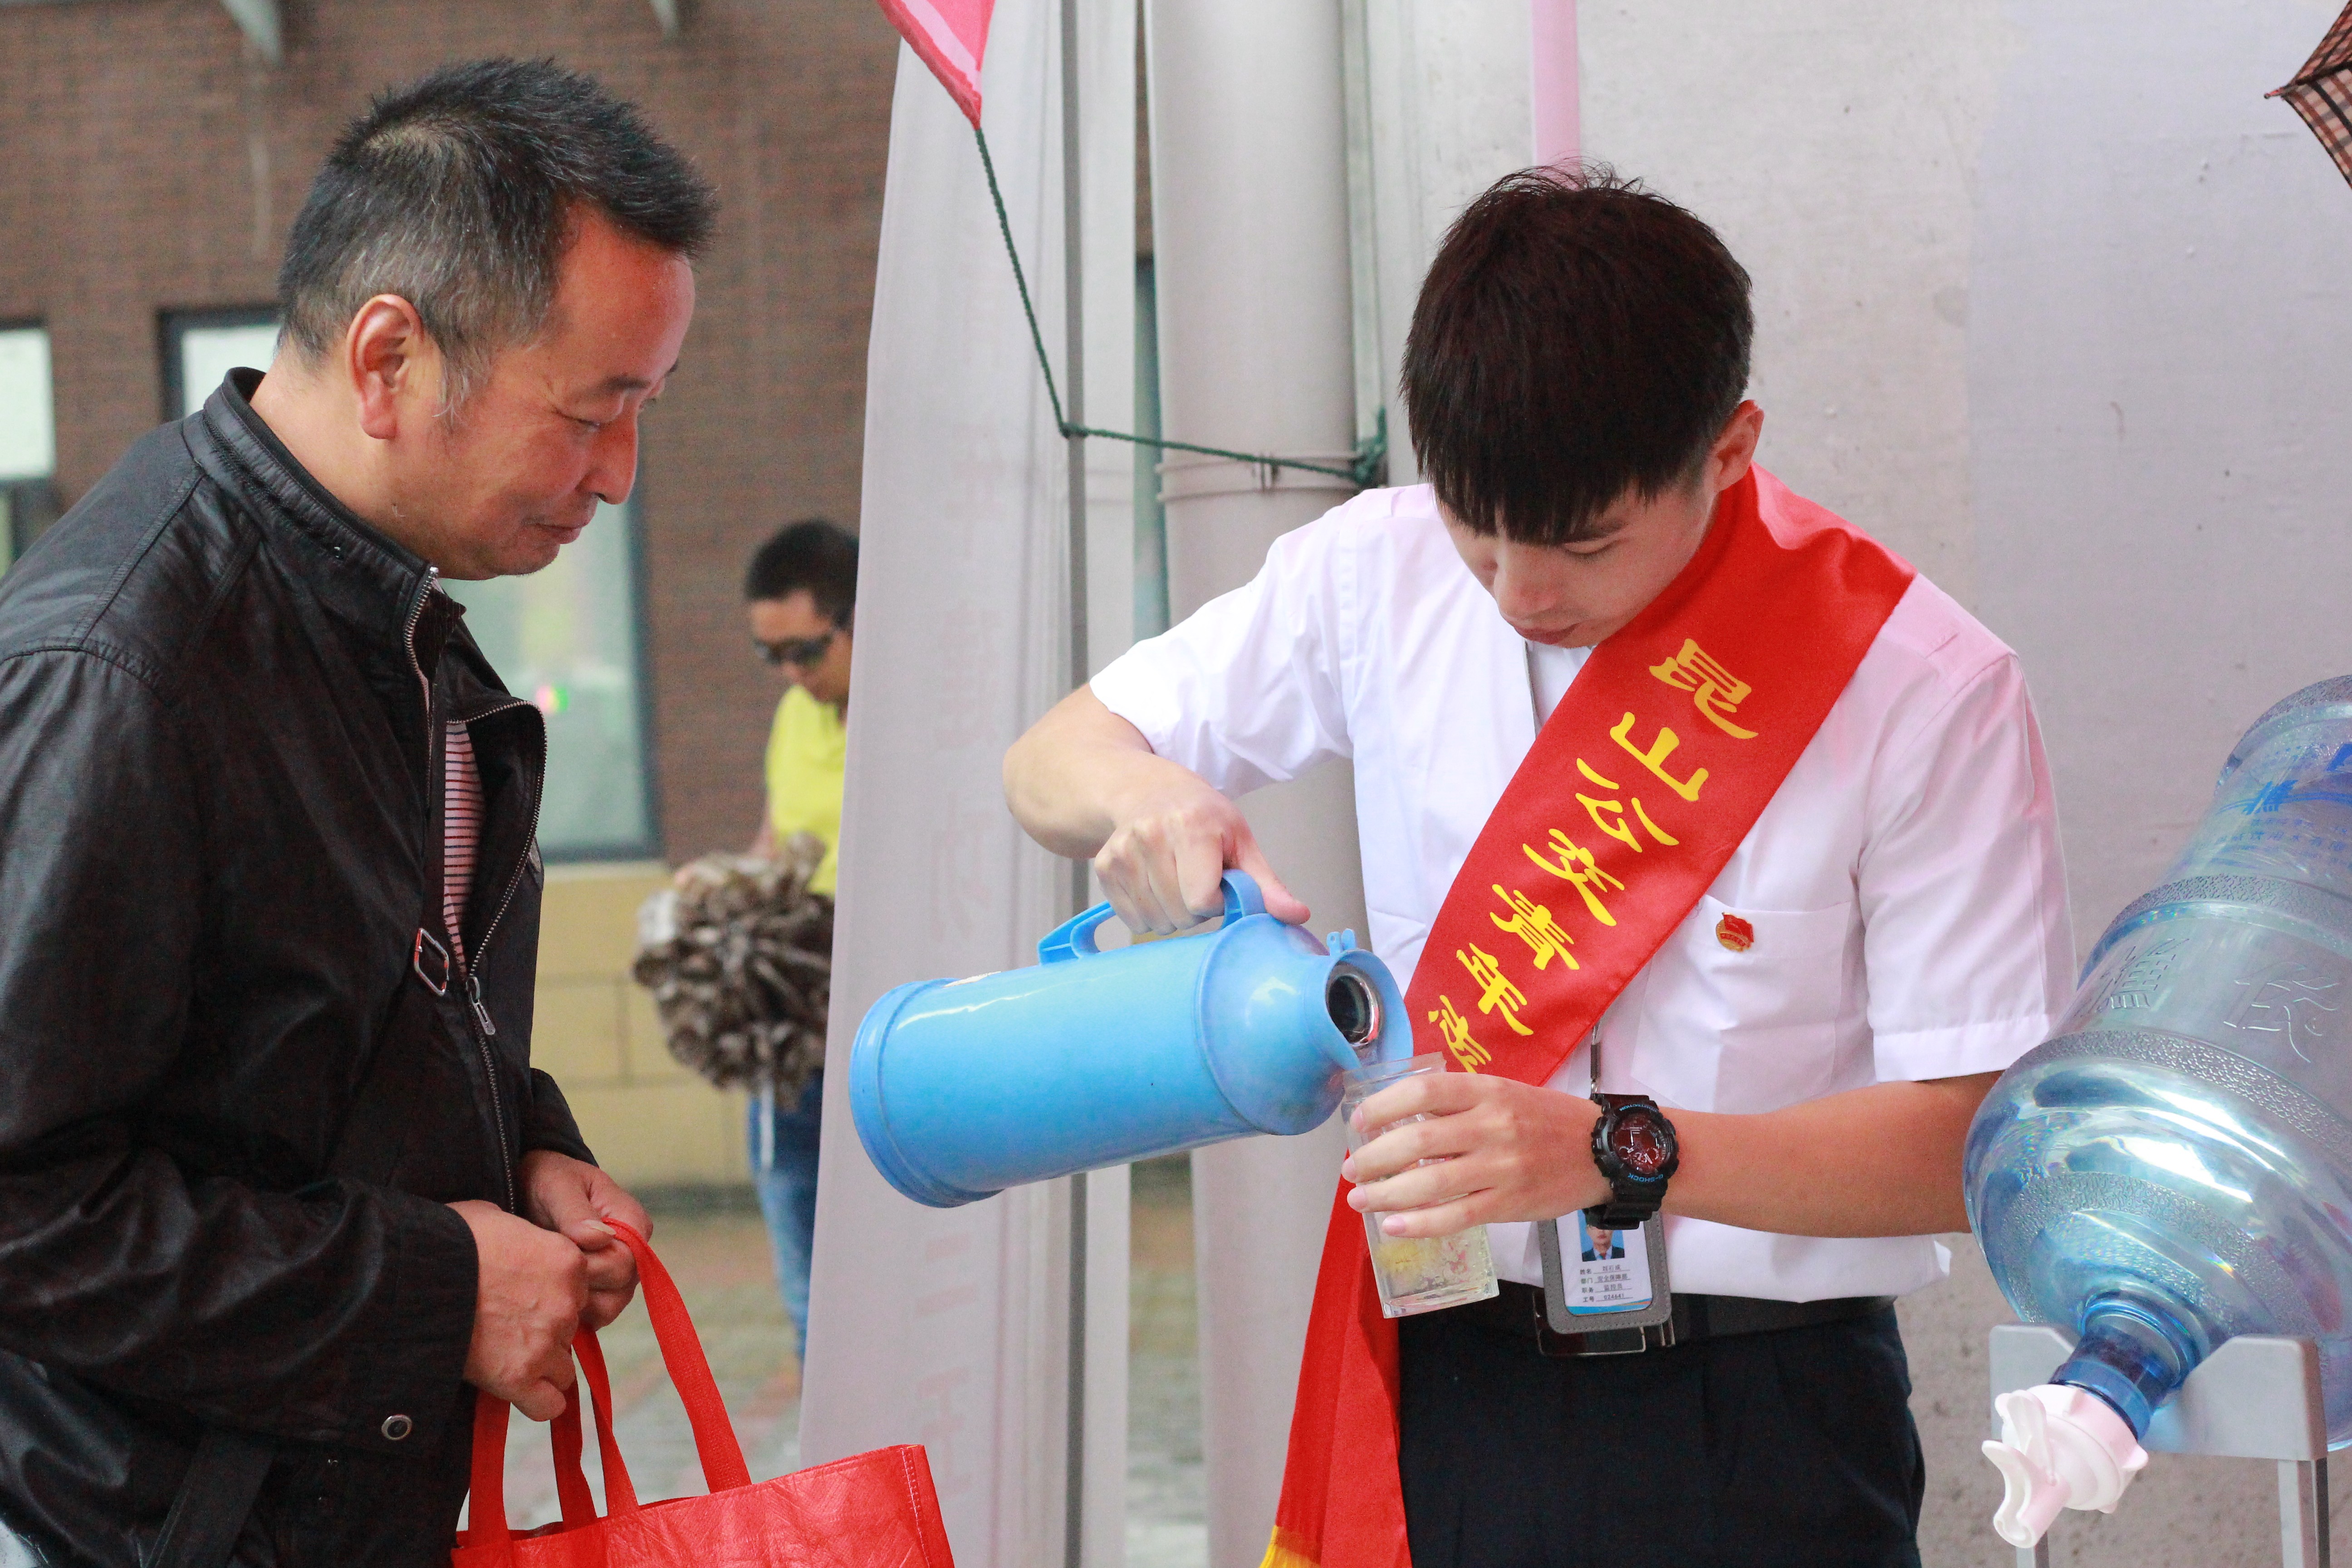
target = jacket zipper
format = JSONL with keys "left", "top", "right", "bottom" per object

{"left": 401, "top": 567, "right": 438, "bottom": 747}
{"left": 448, "top": 693, "right": 546, "bottom": 1215}
{"left": 407, "top": 569, "right": 518, "bottom": 1214}
{"left": 464, "top": 971, "right": 498, "bottom": 1038}
{"left": 453, "top": 692, "right": 544, "bottom": 1026}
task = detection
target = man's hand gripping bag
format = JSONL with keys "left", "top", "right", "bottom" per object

{"left": 453, "top": 1224, "right": 954, "bottom": 1568}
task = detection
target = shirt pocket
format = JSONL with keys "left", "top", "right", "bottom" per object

{"left": 1686, "top": 893, "right": 1855, "bottom": 1113}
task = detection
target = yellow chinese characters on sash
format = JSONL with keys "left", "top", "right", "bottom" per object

{"left": 1427, "top": 654, "right": 1758, "bottom": 1070}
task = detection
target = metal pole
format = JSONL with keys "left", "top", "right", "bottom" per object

{"left": 2280, "top": 1457, "right": 2330, "bottom": 1568}
{"left": 1058, "top": 0, "right": 1088, "bottom": 716}
{"left": 1058, "top": 2, "right": 1090, "bottom": 1566}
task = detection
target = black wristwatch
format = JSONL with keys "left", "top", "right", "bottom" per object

{"left": 1584, "top": 1093, "right": 1680, "bottom": 1230}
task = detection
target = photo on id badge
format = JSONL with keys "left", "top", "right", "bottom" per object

{"left": 1572, "top": 1214, "right": 1653, "bottom": 1314}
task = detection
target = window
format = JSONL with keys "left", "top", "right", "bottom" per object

{"left": 162, "top": 307, "right": 282, "bottom": 419}
{"left": 159, "top": 309, "right": 661, "bottom": 860}
{"left": 0, "top": 324, "right": 57, "bottom": 572}
{"left": 445, "top": 503, "right": 659, "bottom": 860}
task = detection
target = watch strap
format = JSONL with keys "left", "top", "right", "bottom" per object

{"left": 1583, "top": 1198, "right": 1662, "bottom": 1230}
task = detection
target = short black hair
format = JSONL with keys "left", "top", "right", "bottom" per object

{"left": 278, "top": 58, "right": 718, "bottom": 403}
{"left": 1402, "top": 164, "right": 1753, "bottom": 545}
{"left": 746, "top": 519, "right": 858, "bottom": 626}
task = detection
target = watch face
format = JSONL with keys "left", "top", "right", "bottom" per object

{"left": 1610, "top": 1107, "right": 1672, "bottom": 1179}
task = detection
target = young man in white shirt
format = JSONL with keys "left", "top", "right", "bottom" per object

{"left": 1005, "top": 167, "right": 2069, "bottom": 1567}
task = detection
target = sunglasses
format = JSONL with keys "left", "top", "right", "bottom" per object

{"left": 755, "top": 630, "right": 838, "bottom": 669}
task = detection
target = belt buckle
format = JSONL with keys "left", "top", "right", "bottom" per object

{"left": 1533, "top": 1305, "right": 1680, "bottom": 1358}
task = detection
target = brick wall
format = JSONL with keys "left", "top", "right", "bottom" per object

{"left": 0, "top": 0, "right": 898, "bottom": 862}
{"left": 531, "top": 863, "right": 751, "bottom": 1186}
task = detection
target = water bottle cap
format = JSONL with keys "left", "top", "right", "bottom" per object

{"left": 1981, "top": 1384, "right": 2151, "bottom": 1548}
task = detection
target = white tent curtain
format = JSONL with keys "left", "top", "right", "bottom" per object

{"left": 797, "top": 4, "right": 1135, "bottom": 1565}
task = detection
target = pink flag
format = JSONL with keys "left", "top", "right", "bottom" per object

{"left": 876, "top": 0, "right": 995, "bottom": 126}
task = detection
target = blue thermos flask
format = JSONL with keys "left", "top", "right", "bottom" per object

{"left": 1966, "top": 674, "right": 2352, "bottom": 1548}
{"left": 849, "top": 871, "right": 1410, "bottom": 1208}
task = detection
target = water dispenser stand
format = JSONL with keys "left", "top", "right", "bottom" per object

{"left": 1990, "top": 1324, "right": 2329, "bottom": 1567}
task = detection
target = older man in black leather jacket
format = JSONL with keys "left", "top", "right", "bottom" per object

{"left": 0, "top": 61, "right": 715, "bottom": 1567}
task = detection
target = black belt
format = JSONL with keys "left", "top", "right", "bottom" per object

{"left": 1445, "top": 1279, "right": 1894, "bottom": 1357}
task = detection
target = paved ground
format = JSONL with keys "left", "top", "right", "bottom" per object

{"left": 480, "top": 1168, "right": 1210, "bottom": 1566}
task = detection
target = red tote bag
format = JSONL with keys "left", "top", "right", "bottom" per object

{"left": 454, "top": 1222, "right": 954, "bottom": 1568}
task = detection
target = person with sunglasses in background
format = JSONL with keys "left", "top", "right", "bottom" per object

{"left": 740, "top": 517, "right": 857, "bottom": 1351}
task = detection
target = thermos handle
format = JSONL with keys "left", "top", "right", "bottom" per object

{"left": 1037, "top": 902, "right": 1119, "bottom": 964}
{"left": 1220, "top": 870, "right": 1268, "bottom": 921}
{"left": 1036, "top": 871, "right": 1268, "bottom": 963}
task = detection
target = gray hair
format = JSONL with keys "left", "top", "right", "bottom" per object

{"left": 276, "top": 58, "right": 716, "bottom": 409}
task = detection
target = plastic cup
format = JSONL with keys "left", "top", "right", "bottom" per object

{"left": 1340, "top": 1052, "right": 1499, "bottom": 1318}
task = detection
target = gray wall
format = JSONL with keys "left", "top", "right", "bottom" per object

{"left": 1971, "top": 0, "right": 2352, "bottom": 946}
{"left": 1584, "top": 2, "right": 2352, "bottom": 1562}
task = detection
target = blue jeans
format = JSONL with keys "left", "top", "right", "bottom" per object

{"left": 750, "top": 1072, "right": 824, "bottom": 1347}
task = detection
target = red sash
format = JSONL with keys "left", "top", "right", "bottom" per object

{"left": 1259, "top": 467, "right": 1916, "bottom": 1568}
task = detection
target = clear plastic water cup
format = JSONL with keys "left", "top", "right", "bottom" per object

{"left": 1341, "top": 1052, "right": 1499, "bottom": 1318}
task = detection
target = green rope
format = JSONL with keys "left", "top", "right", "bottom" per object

{"left": 975, "top": 126, "right": 1072, "bottom": 430}
{"left": 975, "top": 126, "right": 1387, "bottom": 490}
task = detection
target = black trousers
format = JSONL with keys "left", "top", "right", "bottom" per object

{"left": 1398, "top": 1304, "right": 1924, "bottom": 1568}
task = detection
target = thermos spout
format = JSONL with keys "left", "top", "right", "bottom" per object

{"left": 1326, "top": 969, "right": 1381, "bottom": 1052}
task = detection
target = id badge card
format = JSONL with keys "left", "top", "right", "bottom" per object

{"left": 1538, "top": 1212, "right": 1672, "bottom": 1334}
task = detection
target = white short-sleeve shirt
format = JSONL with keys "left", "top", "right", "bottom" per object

{"left": 1090, "top": 480, "right": 2073, "bottom": 1302}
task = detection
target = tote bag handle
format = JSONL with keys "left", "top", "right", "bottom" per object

{"left": 602, "top": 1221, "right": 752, "bottom": 1489}
{"left": 466, "top": 1220, "right": 752, "bottom": 1544}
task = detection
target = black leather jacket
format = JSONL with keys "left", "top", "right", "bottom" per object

{"left": 0, "top": 374, "right": 595, "bottom": 1566}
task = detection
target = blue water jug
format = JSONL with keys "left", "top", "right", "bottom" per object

{"left": 1965, "top": 675, "right": 2352, "bottom": 1544}
{"left": 850, "top": 871, "right": 1410, "bottom": 1208}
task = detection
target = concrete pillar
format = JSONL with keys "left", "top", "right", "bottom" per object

{"left": 1142, "top": 3, "right": 1365, "bottom": 1563}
